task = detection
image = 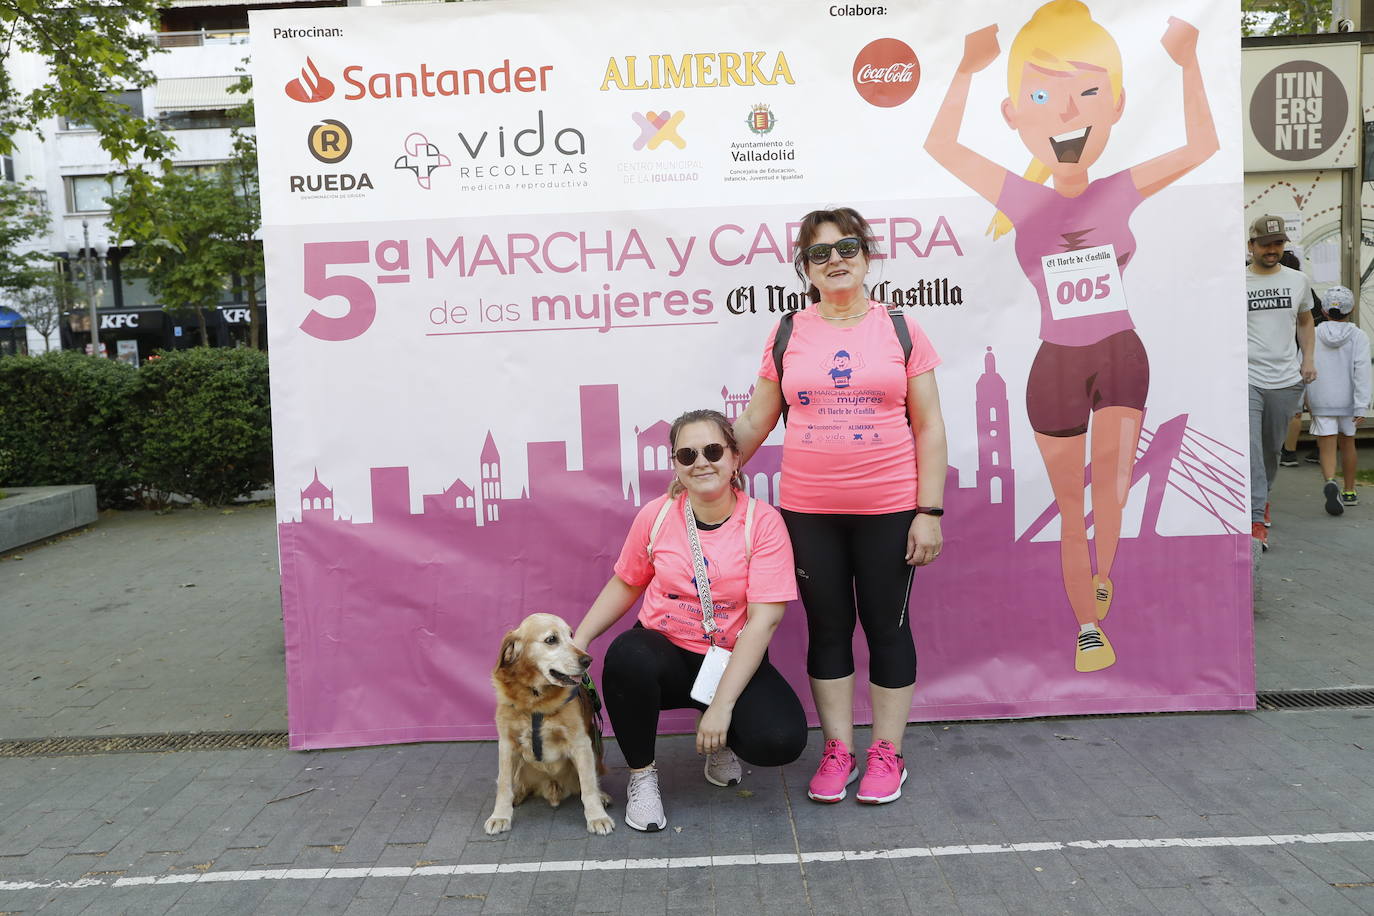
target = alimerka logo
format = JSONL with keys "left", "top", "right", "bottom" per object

{"left": 852, "top": 38, "right": 919, "bottom": 107}
{"left": 601, "top": 51, "right": 794, "bottom": 91}
{"left": 286, "top": 57, "right": 335, "bottom": 103}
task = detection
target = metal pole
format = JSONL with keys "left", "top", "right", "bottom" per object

{"left": 82, "top": 219, "right": 98, "bottom": 357}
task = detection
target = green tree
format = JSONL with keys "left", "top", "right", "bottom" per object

{"left": 0, "top": 180, "right": 53, "bottom": 294}
{"left": 107, "top": 72, "right": 264, "bottom": 348}
{"left": 11, "top": 267, "right": 76, "bottom": 352}
{"left": 0, "top": 1, "right": 174, "bottom": 164}
{"left": 1242, "top": 0, "right": 1331, "bottom": 35}
{"left": 108, "top": 144, "right": 263, "bottom": 348}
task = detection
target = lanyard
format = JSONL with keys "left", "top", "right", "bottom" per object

{"left": 682, "top": 497, "right": 718, "bottom": 642}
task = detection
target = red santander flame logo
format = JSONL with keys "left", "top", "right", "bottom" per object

{"left": 285, "top": 57, "right": 335, "bottom": 103}
{"left": 852, "top": 38, "right": 919, "bottom": 108}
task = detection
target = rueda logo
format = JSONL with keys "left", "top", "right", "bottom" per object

{"left": 633, "top": 111, "right": 686, "bottom": 150}
{"left": 394, "top": 132, "right": 451, "bottom": 188}
{"left": 307, "top": 119, "right": 351, "bottom": 163}
{"left": 286, "top": 57, "right": 335, "bottom": 103}
{"left": 852, "top": 38, "right": 919, "bottom": 108}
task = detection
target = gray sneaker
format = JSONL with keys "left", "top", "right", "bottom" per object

{"left": 624, "top": 766, "right": 666, "bottom": 832}
{"left": 704, "top": 747, "right": 743, "bottom": 787}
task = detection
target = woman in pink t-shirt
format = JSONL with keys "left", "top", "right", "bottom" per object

{"left": 573, "top": 409, "right": 805, "bottom": 832}
{"left": 734, "top": 207, "right": 948, "bottom": 807}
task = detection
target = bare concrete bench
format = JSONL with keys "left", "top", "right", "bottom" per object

{"left": 0, "top": 485, "right": 98, "bottom": 553}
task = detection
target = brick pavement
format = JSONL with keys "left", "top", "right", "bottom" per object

{"left": 0, "top": 453, "right": 1370, "bottom": 914}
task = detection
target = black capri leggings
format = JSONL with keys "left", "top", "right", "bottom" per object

{"left": 782, "top": 508, "right": 918, "bottom": 688}
{"left": 602, "top": 625, "right": 807, "bottom": 770}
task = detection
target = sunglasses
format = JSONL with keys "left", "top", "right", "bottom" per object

{"left": 673, "top": 443, "right": 727, "bottom": 465}
{"left": 803, "top": 237, "right": 863, "bottom": 265}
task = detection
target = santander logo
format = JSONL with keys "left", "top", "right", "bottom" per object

{"left": 286, "top": 57, "right": 335, "bottom": 103}
{"left": 852, "top": 38, "right": 919, "bottom": 108}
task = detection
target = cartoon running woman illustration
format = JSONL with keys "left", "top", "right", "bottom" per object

{"left": 924, "top": 0, "right": 1218, "bottom": 672}
{"left": 828, "top": 350, "right": 855, "bottom": 388}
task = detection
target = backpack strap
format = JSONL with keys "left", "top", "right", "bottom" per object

{"left": 742, "top": 496, "right": 757, "bottom": 564}
{"left": 771, "top": 311, "right": 797, "bottom": 426}
{"left": 888, "top": 307, "right": 913, "bottom": 366}
{"left": 645, "top": 496, "right": 675, "bottom": 561}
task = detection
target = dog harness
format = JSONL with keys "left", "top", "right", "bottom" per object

{"left": 530, "top": 686, "right": 583, "bottom": 762}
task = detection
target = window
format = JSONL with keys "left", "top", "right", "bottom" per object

{"left": 1, "top": 155, "right": 13, "bottom": 183}
{"left": 63, "top": 90, "right": 144, "bottom": 130}
{"left": 67, "top": 174, "right": 127, "bottom": 213}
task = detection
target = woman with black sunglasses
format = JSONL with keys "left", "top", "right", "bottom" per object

{"left": 733, "top": 207, "right": 948, "bottom": 806}
{"left": 573, "top": 409, "right": 806, "bottom": 832}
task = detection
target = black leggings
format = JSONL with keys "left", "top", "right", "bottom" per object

{"left": 782, "top": 508, "right": 918, "bottom": 688}
{"left": 602, "top": 626, "right": 807, "bottom": 770}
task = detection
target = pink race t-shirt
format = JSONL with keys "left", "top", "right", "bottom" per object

{"left": 757, "top": 303, "right": 941, "bottom": 514}
{"left": 613, "top": 492, "right": 797, "bottom": 654}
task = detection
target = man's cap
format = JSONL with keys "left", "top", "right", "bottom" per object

{"left": 1324, "top": 285, "right": 1355, "bottom": 315}
{"left": 1249, "top": 214, "right": 1289, "bottom": 243}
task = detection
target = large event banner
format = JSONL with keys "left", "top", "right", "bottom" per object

{"left": 251, "top": 0, "right": 1249, "bottom": 750}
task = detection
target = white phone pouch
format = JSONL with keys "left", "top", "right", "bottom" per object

{"left": 690, "top": 643, "right": 732, "bottom": 705}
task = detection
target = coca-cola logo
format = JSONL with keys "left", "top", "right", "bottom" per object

{"left": 285, "top": 57, "right": 335, "bottom": 103}
{"left": 852, "top": 38, "right": 919, "bottom": 108}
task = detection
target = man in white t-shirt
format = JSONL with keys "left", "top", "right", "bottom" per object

{"left": 1246, "top": 214, "right": 1316, "bottom": 552}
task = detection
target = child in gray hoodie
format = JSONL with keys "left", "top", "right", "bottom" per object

{"left": 1307, "top": 285, "right": 1371, "bottom": 515}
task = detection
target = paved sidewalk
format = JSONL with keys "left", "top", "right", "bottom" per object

{"left": 0, "top": 455, "right": 1370, "bottom": 914}
{"left": 0, "top": 713, "right": 1371, "bottom": 915}
{"left": 0, "top": 505, "right": 285, "bottom": 738}
{"left": 1252, "top": 454, "right": 1374, "bottom": 690}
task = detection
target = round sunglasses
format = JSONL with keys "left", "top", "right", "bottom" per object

{"left": 803, "top": 237, "right": 863, "bottom": 265}
{"left": 673, "top": 443, "right": 727, "bottom": 465}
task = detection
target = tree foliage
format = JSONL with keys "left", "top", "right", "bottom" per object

{"left": 108, "top": 142, "right": 263, "bottom": 347}
{"left": 107, "top": 71, "right": 263, "bottom": 347}
{"left": 0, "top": 1, "right": 174, "bottom": 164}
{"left": 11, "top": 269, "right": 74, "bottom": 351}
{"left": 1242, "top": 0, "right": 1331, "bottom": 36}
{"left": 0, "top": 179, "right": 53, "bottom": 293}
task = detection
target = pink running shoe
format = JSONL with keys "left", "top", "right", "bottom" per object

{"left": 856, "top": 739, "right": 907, "bottom": 804}
{"left": 807, "top": 738, "right": 857, "bottom": 803}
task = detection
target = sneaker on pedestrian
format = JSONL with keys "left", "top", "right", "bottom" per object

{"left": 1251, "top": 521, "right": 1269, "bottom": 552}
{"left": 807, "top": 738, "right": 857, "bottom": 803}
{"left": 1304, "top": 452, "right": 1321, "bottom": 464}
{"left": 1342, "top": 490, "right": 1359, "bottom": 507}
{"left": 1279, "top": 449, "right": 1299, "bottom": 467}
{"left": 1324, "top": 480, "right": 1344, "bottom": 517}
{"left": 1263, "top": 501, "right": 1271, "bottom": 528}
{"left": 624, "top": 765, "right": 666, "bottom": 832}
{"left": 704, "top": 747, "right": 742, "bottom": 787}
{"left": 856, "top": 739, "right": 908, "bottom": 805}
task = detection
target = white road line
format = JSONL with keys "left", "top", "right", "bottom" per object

{"left": 1, "top": 830, "right": 1371, "bottom": 893}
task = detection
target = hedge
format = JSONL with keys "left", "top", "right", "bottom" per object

{"left": 0, "top": 348, "right": 272, "bottom": 507}
{"left": 0, "top": 351, "right": 138, "bottom": 506}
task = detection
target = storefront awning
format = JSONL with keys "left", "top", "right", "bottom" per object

{"left": 0, "top": 306, "right": 25, "bottom": 329}
{"left": 155, "top": 76, "right": 247, "bottom": 112}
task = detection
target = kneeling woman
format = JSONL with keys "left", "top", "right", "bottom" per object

{"left": 574, "top": 409, "right": 807, "bottom": 831}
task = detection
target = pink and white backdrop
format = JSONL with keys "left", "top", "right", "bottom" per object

{"left": 250, "top": 0, "right": 1249, "bottom": 751}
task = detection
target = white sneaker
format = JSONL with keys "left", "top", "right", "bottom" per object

{"left": 624, "top": 766, "right": 666, "bottom": 832}
{"left": 704, "top": 747, "right": 742, "bottom": 787}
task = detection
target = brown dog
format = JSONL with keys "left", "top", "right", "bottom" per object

{"left": 484, "top": 613, "right": 614, "bottom": 835}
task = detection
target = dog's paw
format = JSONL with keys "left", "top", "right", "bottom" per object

{"left": 484, "top": 816, "right": 511, "bottom": 835}
{"left": 585, "top": 814, "right": 615, "bottom": 836}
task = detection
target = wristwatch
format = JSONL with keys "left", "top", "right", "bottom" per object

{"left": 914, "top": 506, "right": 944, "bottom": 517}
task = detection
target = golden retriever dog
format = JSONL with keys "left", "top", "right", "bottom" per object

{"left": 484, "top": 613, "right": 614, "bottom": 835}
